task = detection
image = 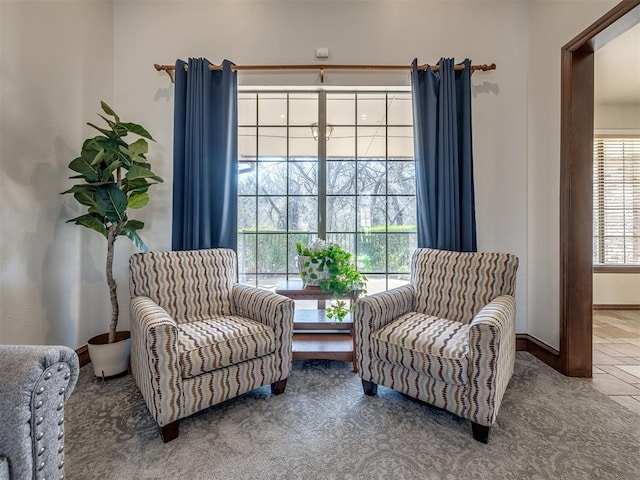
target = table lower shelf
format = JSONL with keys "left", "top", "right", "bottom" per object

{"left": 292, "top": 333, "right": 353, "bottom": 362}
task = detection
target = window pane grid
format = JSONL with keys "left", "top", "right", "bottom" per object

{"left": 239, "top": 89, "right": 416, "bottom": 289}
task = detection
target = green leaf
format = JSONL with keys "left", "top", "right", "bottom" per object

{"left": 119, "top": 228, "right": 148, "bottom": 252}
{"left": 68, "top": 156, "right": 99, "bottom": 182}
{"left": 104, "top": 143, "right": 131, "bottom": 167}
{"left": 125, "top": 164, "right": 163, "bottom": 183}
{"left": 82, "top": 137, "right": 102, "bottom": 153}
{"left": 87, "top": 122, "right": 113, "bottom": 137}
{"left": 89, "top": 148, "right": 107, "bottom": 166}
{"left": 112, "top": 123, "right": 129, "bottom": 137}
{"left": 100, "top": 101, "right": 120, "bottom": 122}
{"left": 68, "top": 214, "right": 107, "bottom": 237}
{"left": 127, "top": 192, "right": 149, "bottom": 209}
{"left": 125, "top": 219, "right": 144, "bottom": 230}
{"left": 119, "top": 122, "right": 154, "bottom": 141}
{"left": 118, "top": 153, "right": 133, "bottom": 168}
{"left": 118, "top": 145, "right": 145, "bottom": 165}
{"left": 61, "top": 184, "right": 96, "bottom": 195}
{"left": 96, "top": 184, "right": 128, "bottom": 224}
{"left": 125, "top": 178, "right": 150, "bottom": 195}
{"left": 73, "top": 191, "right": 97, "bottom": 208}
{"left": 101, "top": 160, "right": 121, "bottom": 182}
{"left": 127, "top": 138, "right": 149, "bottom": 156}
{"left": 97, "top": 114, "right": 116, "bottom": 129}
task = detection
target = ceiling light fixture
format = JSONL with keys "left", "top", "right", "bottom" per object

{"left": 310, "top": 123, "right": 334, "bottom": 141}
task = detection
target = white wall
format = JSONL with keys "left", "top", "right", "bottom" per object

{"left": 1, "top": 0, "right": 626, "bottom": 349}
{"left": 527, "top": 0, "right": 616, "bottom": 348}
{"left": 0, "top": 1, "right": 113, "bottom": 346}
{"left": 593, "top": 274, "right": 640, "bottom": 305}
{"left": 112, "top": 0, "right": 531, "bottom": 335}
{"left": 595, "top": 104, "right": 640, "bottom": 130}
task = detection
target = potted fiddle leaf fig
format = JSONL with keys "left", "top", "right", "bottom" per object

{"left": 62, "top": 101, "right": 163, "bottom": 378}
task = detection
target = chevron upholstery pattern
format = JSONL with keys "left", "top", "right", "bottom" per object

{"left": 176, "top": 316, "right": 277, "bottom": 379}
{"left": 355, "top": 248, "right": 518, "bottom": 443}
{"left": 129, "top": 249, "right": 294, "bottom": 442}
{"left": 129, "top": 249, "right": 235, "bottom": 323}
{"left": 371, "top": 312, "right": 471, "bottom": 385}
{"left": 412, "top": 249, "right": 518, "bottom": 324}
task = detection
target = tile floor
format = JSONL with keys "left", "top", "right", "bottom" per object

{"left": 590, "top": 309, "right": 640, "bottom": 414}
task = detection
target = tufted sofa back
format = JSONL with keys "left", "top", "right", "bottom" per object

{"left": 129, "top": 249, "right": 237, "bottom": 324}
{"left": 411, "top": 248, "right": 519, "bottom": 324}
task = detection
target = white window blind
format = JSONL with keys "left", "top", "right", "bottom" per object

{"left": 593, "top": 136, "right": 640, "bottom": 265}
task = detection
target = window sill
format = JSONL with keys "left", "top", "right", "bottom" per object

{"left": 593, "top": 265, "right": 640, "bottom": 274}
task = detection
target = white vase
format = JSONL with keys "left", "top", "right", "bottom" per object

{"left": 297, "top": 255, "right": 328, "bottom": 287}
{"left": 87, "top": 331, "right": 131, "bottom": 378}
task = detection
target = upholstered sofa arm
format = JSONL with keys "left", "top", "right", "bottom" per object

{"left": 231, "top": 284, "right": 294, "bottom": 379}
{"left": 355, "top": 285, "right": 415, "bottom": 377}
{"left": 130, "top": 296, "right": 184, "bottom": 427}
{"left": 467, "top": 295, "right": 517, "bottom": 426}
{"left": 232, "top": 284, "right": 294, "bottom": 339}
{"left": 0, "top": 345, "right": 79, "bottom": 480}
{"left": 355, "top": 285, "right": 415, "bottom": 335}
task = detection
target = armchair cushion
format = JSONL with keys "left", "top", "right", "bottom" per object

{"left": 177, "top": 316, "right": 277, "bottom": 379}
{"left": 371, "top": 312, "right": 470, "bottom": 385}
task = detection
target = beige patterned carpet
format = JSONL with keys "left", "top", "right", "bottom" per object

{"left": 65, "top": 352, "right": 640, "bottom": 479}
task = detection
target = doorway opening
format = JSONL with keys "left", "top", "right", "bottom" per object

{"left": 560, "top": 0, "right": 640, "bottom": 377}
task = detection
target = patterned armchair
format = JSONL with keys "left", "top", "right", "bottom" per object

{"left": 355, "top": 248, "right": 519, "bottom": 443}
{"left": 129, "top": 248, "right": 294, "bottom": 442}
{"left": 0, "top": 345, "right": 79, "bottom": 480}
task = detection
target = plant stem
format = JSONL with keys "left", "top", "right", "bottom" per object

{"left": 106, "top": 226, "right": 119, "bottom": 343}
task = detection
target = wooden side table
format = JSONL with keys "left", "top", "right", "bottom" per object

{"left": 275, "top": 279, "right": 358, "bottom": 372}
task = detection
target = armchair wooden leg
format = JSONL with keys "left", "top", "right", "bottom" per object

{"left": 160, "top": 420, "right": 179, "bottom": 443}
{"left": 471, "top": 422, "right": 490, "bottom": 444}
{"left": 362, "top": 379, "right": 378, "bottom": 396}
{"left": 271, "top": 379, "right": 288, "bottom": 395}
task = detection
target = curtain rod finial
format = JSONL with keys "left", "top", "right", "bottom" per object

{"left": 154, "top": 64, "right": 176, "bottom": 83}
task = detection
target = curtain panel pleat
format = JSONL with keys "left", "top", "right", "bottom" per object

{"left": 411, "top": 58, "right": 477, "bottom": 252}
{"left": 172, "top": 58, "right": 238, "bottom": 251}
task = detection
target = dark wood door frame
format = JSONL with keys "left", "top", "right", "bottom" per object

{"left": 560, "top": 0, "right": 640, "bottom": 377}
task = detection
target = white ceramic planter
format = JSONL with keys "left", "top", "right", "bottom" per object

{"left": 297, "top": 255, "right": 328, "bottom": 287}
{"left": 87, "top": 331, "right": 131, "bottom": 378}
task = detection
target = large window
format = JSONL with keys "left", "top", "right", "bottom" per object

{"left": 238, "top": 90, "right": 416, "bottom": 293}
{"left": 593, "top": 135, "right": 640, "bottom": 265}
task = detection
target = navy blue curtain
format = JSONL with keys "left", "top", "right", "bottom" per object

{"left": 411, "top": 58, "right": 476, "bottom": 252}
{"left": 172, "top": 58, "right": 238, "bottom": 251}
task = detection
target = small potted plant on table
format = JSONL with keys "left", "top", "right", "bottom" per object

{"left": 295, "top": 239, "right": 367, "bottom": 322}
